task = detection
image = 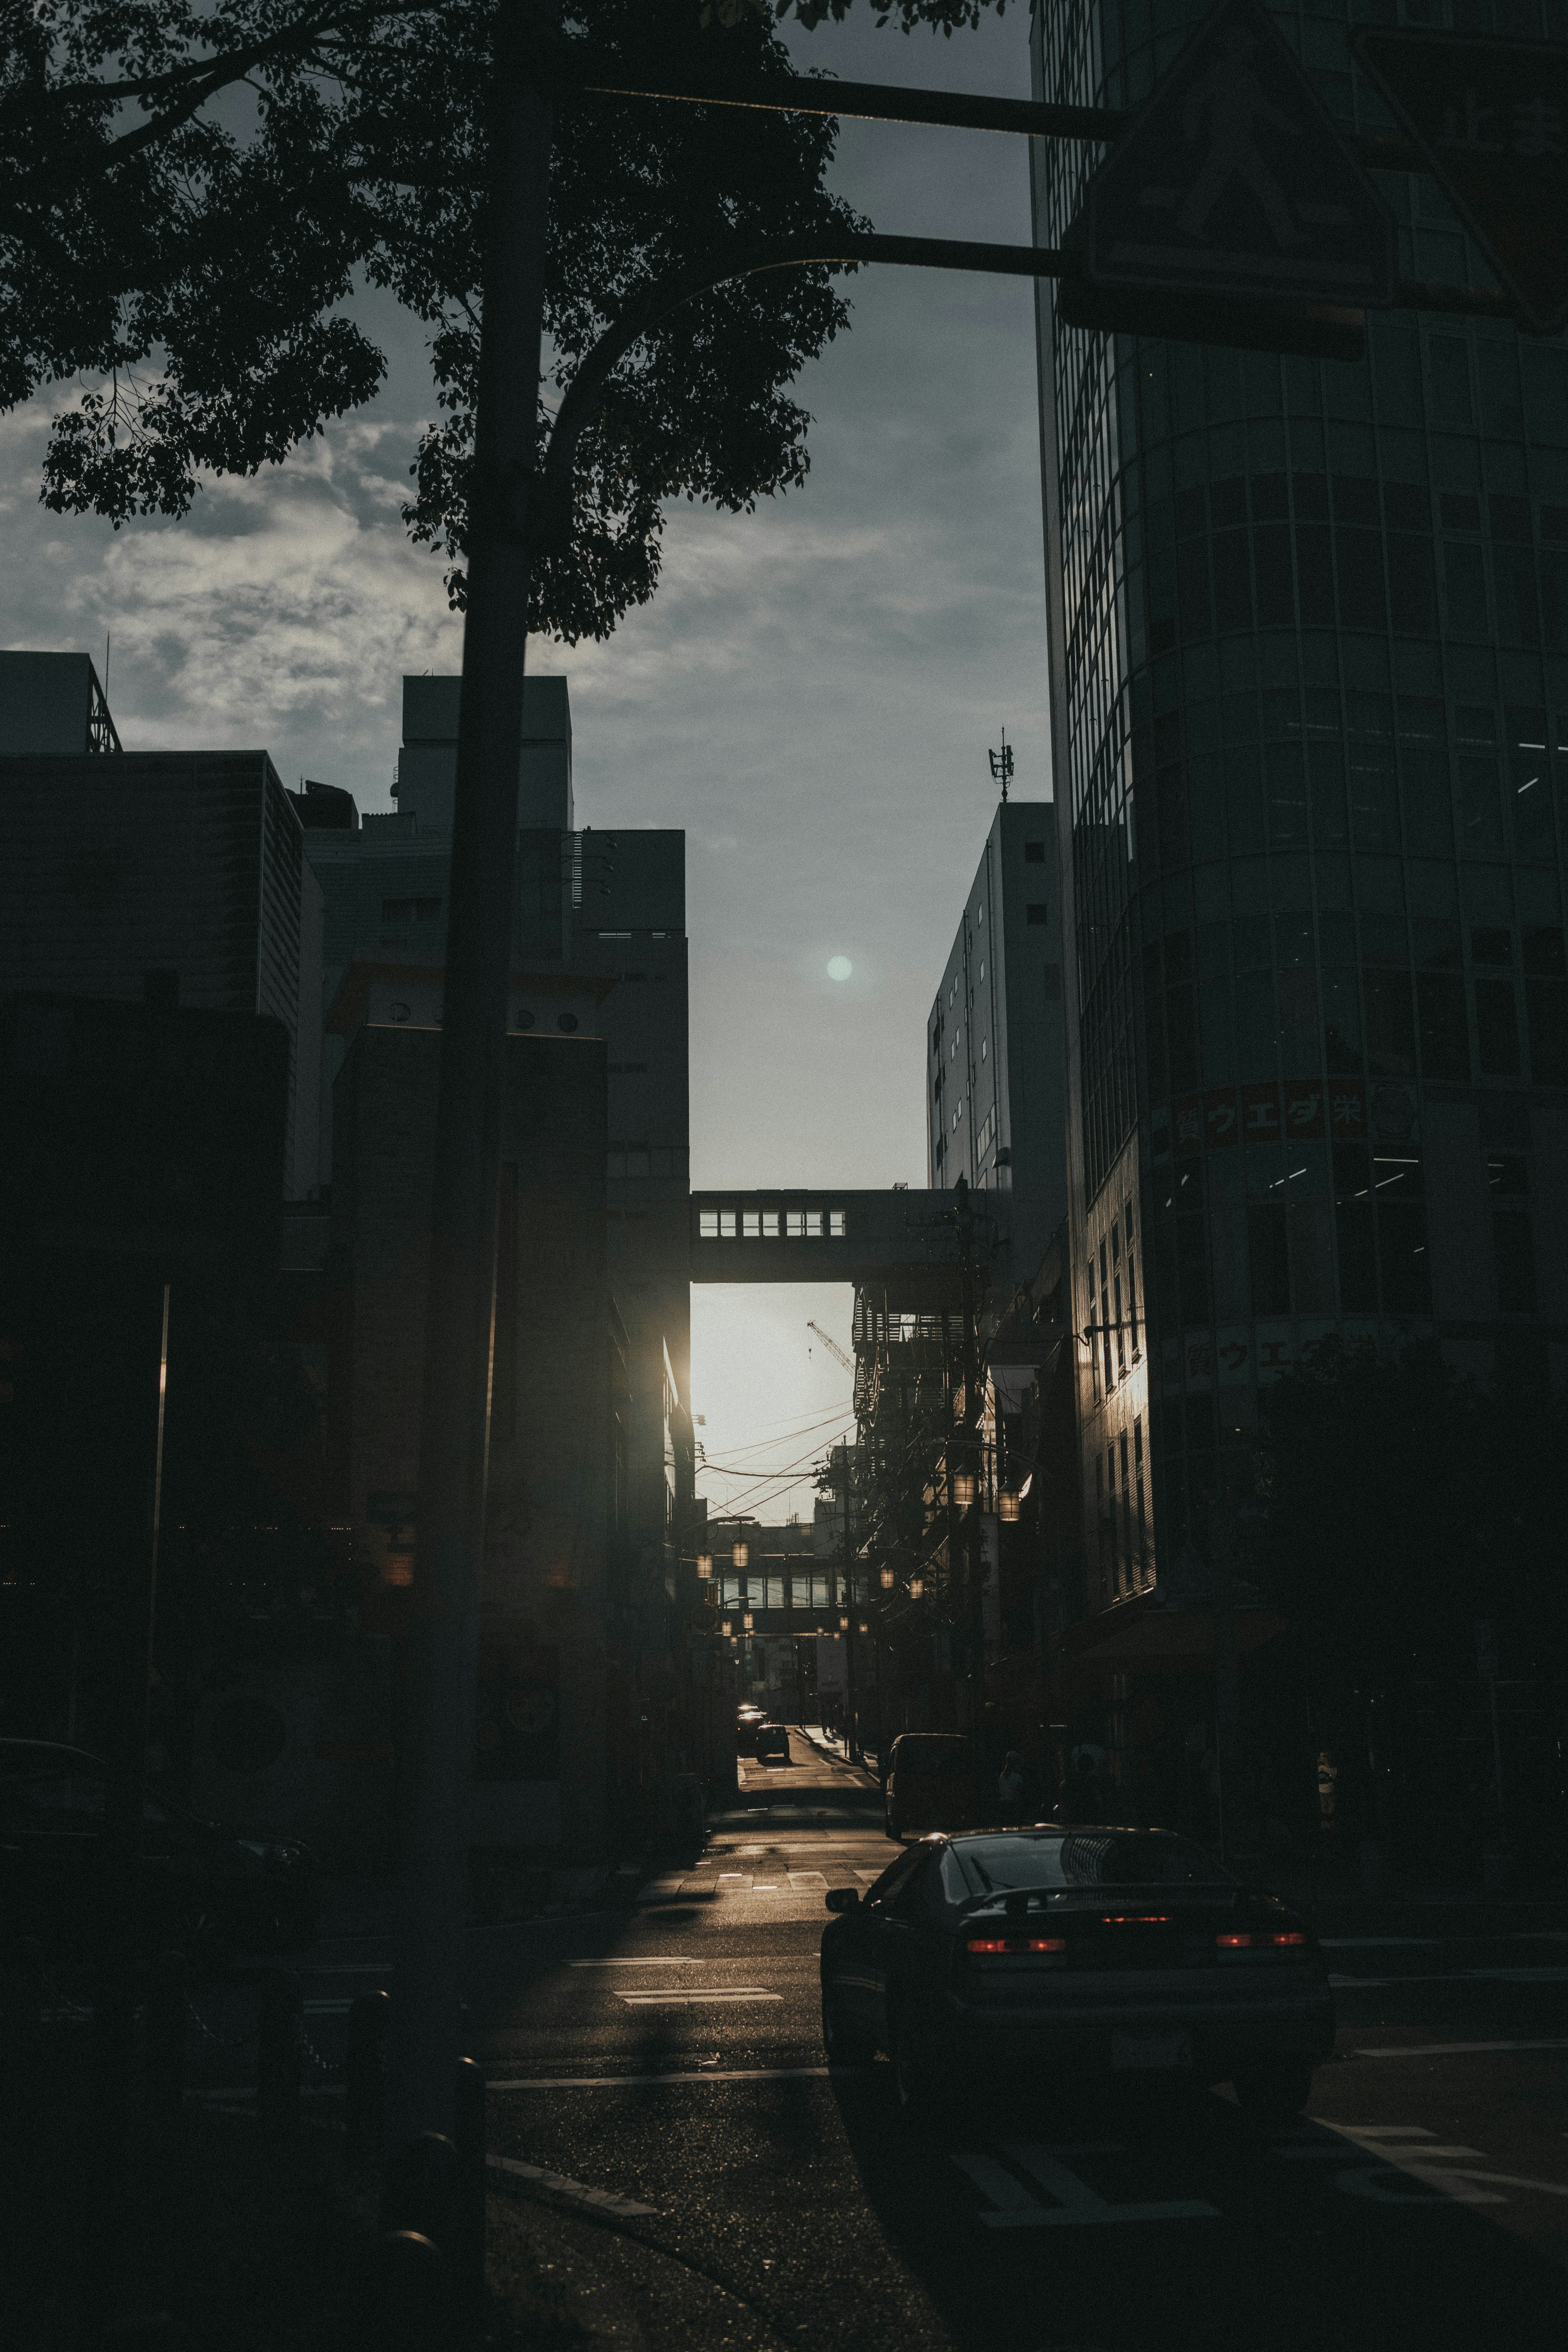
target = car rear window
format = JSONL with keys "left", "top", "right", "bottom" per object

{"left": 953, "top": 1832, "right": 1232, "bottom": 1891}
{"left": 893, "top": 1740, "right": 974, "bottom": 1780}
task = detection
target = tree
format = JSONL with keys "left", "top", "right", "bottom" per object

{"left": 2, "top": 0, "right": 1013, "bottom": 641}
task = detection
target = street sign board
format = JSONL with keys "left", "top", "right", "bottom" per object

{"left": 1081, "top": 0, "right": 1395, "bottom": 310}
{"left": 1354, "top": 32, "right": 1568, "bottom": 334}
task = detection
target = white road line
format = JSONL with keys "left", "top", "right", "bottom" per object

{"left": 616, "top": 1989, "right": 782, "bottom": 2005}
{"left": 487, "top": 2154, "right": 657, "bottom": 2217}
{"left": 1007, "top": 2143, "right": 1219, "bottom": 2227}
{"left": 952, "top": 2147, "right": 1217, "bottom": 2229}
{"left": 485, "top": 2066, "right": 860, "bottom": 2089}
{"left": 568, "top": 1958, "right": 705, "bottom": 1967}
{"left": 1354, "top": 2038, "right": 1568, "bottom": 2059}
{"left": 953, "top": 2154, "right": 1042, "bottom": 2217}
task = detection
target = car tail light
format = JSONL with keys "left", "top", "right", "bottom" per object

{"left": 1216, "top": 1930, "right": 1307, "bottom": 1949}
{"left": 966, "top": 1936, "right": 1067, "bottom": 1955}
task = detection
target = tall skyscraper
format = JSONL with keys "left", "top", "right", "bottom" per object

{"left": 926, "top": 799, "right": 1069, "bottom": 1289}
{"left": 1030, "top": 0, "right": 1568, "bottom": 1623}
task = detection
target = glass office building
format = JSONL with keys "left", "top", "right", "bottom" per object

{"left": 1029, "top": 0, "right": 1568, "bottom": 1617}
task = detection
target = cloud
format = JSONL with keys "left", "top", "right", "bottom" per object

{"left": 0, "top": 9, "right": 1050, "bottom": 1224}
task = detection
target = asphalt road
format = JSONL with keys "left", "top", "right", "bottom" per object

{"left": 199, "top": 1728, "right": 1568, "bottom": 2352}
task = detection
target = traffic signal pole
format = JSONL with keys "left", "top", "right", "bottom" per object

{"left": 383, "top": 6, "right": 553, "bottom": 2158}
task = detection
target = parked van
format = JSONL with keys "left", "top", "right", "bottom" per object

{"left": 883, "top": 1733, "right": 978, "bottom": 1840}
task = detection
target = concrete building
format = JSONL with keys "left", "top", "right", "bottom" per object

{"left": 299, "top": 673, "right": 701, "bottom": 1849}
{"left": 0, "top": 652, "right": 324, "bottom": 1201}
{"left": 926, "top": 799, "right": 1070, "bottom": 1290}
{"left": 1030, "top": 0, "right": 1568, "bottom": 1630}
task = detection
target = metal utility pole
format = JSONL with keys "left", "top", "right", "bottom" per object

{"left": 384, "top": 3, "right": 555, "bottom": 2156}
{"left": 841, "top": 1448, "right": 862, "bottom": 1765}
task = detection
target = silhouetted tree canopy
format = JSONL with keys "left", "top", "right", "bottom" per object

{"left": 1, "top": 0, "right": 1011, "bottom": 638}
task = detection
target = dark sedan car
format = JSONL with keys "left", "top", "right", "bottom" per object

{"left": 820, "top": 1824, "right": 1334, "bottom": 2125}
{"left": 753, "top": 1722, "right": 791, "bottom": 1764}
{"left": 0, "top": 1739, "right": 322, "bottom": 1970}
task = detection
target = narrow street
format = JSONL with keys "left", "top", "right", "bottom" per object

{"left": 208, "top": 1730, "right": 1568, "bottom": 2352}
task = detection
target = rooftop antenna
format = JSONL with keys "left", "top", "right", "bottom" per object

{"left": 988, "top": 728, "right": 1013, "bottom": 804}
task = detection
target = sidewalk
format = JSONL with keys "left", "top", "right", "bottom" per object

{"left": 796, "top": 1723, "right": 881, "bottom": 1782}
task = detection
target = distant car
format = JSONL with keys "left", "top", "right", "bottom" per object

{"left": 753, "top": 1722, "right": 791, "bottom": 1764}
{"left": 0, "top": 1738, "right": 323, "bottom": 1972}
{"left": 737, "top": 1707, "right": 766, "bottom": 1756}
{"left": 884, "top": 1733, "right": 977, "bottom": 1839}
{"left": 819, "top": 1825, "right": 1334, "bottom": 2125}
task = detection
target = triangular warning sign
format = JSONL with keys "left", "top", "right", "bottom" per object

{"left": 1355, "top": 31, "right": 1568, "bottom": 335}
{"left": 1080, "top": 0, "right": 1395, "bottom": 310}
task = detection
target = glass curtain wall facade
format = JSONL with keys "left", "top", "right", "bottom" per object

{"left": 1030, "top": 0, "right": 1568, "bottom": 1616}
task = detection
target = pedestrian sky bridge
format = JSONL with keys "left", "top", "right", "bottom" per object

{"left": 688, "top": 1188, "right": 1002, "bottom": 1312}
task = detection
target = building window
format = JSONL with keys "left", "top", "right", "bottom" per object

{"left": 1133, "top": 1417, "right": 1146, "bottom": 1570}
{"left": 1490, "top": 1156, "right": 1535, "bottom": 1314}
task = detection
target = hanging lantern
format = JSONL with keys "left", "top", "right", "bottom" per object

{"left": 742, "top": 1611, "right": 754, "bottom": 1632}
{"left": 879, "top": 1565, "right": 895, "bottom": 1589}
{"left": 721, "top": 1619, "right": 732, "bottom": 1637}
{"left": 733, "top": 1539, "right": 749, "bottom": 1569}
{"left": 858, "top": 1621, "right": 869, "bottom": 1636}
{"left": 839, "top": 1613, "right": 849, "bottom": 1631}
{"left": 998, "top": 1490, "right": 1020, "bottom": 1523}
{"left": 697, "top": 1550, "right": 713, "bottom": 1577}
{"left": 952, "top": 1469, "right": 976, "bottom": 1507}
{"left": 908, "top": 1577, "right": 924, "bottom": 1600}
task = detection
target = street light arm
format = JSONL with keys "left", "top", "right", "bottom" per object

{"left": 535, "top": 230, "right": 1068, "bottom": 545}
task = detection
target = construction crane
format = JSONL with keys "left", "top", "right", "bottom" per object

{"left": 807, "top": 1321, "right": 853, "bottom": 1373}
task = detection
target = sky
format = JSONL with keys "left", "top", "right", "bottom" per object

{"left": 0, "top": 3, "right": 1053, "bottom": 1517}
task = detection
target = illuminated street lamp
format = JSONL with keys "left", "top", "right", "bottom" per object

{"left": 952, "top": 1469, "right": 976, "bottom": 1507}
{"left": 721, "top": 1618, "right": 733, "bottom": 1637}
{"left": 733, "top": 1539, "right": 749, "bottom": 1569}
{"left": 742, "top": 1611, "right": 754, "bottom": 1632}
{"left": 998, "top": 1490, "right": 1020, "bottom": 1523}
{"left": 858, "top": 1621, "right": 868, "bottom": 1635}
{"left": 908, "top": 1577, "right": 924, "bottom": 1600}
{"left": 838, "top": 1613, "right": 849, "bottom": 1631}
{"left": 879, "top": 1565, "right": 895, "bottom": 1589}
{"left": 697, "top": 1550, "right": 713, "bottom": 1577}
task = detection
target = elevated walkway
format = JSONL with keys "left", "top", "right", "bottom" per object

{"left": 689, "top": 1187, "right": 1002, "bottom": 1309}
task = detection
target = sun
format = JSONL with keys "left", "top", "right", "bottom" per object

{"left": 826, "top": 955, "right": 853, "bottom": 982}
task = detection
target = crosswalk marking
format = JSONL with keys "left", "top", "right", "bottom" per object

{"left": 953, "top": 2147, "right": 1219, "bottom": 2229}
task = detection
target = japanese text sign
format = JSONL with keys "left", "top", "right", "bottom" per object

{"left": 1356, "top": 31, "right": 1568, "bottom": 333}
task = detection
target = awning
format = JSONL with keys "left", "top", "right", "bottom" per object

{"left": 1056, "top": 1600, "right": 1287, "bottom": 1673}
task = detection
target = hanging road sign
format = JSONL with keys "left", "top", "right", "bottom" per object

{"left": 1080, "top": 0, "right": 1396, "bottom": 310}
{"left": 1354, "top": 32, "right": 1568, "bottom": 335}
